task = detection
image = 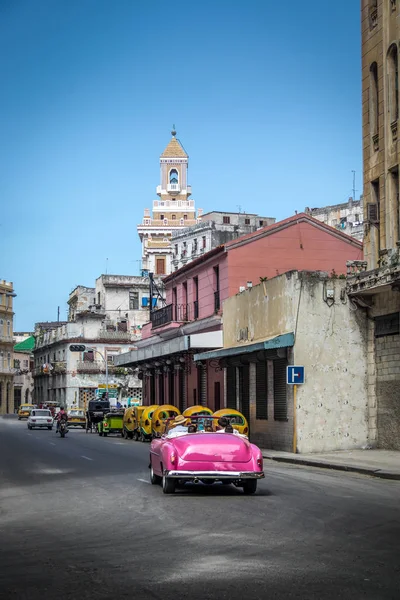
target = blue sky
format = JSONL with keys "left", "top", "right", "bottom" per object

{"left": 0, "top": 0, "right": 362, "bottom": 331}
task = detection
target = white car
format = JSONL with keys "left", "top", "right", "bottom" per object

{"left": 27, "top": 409, "right": 54, "bottom": 430}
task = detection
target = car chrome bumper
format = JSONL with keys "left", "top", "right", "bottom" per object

{"left": 164, "top": 470, "right": 265, "bottom": 480}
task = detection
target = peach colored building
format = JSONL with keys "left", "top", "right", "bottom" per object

{"left": 116, "top": 213, "right": 363, "bottom": 415}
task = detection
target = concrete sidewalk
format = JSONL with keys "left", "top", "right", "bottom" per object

{"left": 261, "top": 448, "right": 400, "bottom": 480}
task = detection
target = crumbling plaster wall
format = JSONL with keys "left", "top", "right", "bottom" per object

{"left": 294, "top": 274, "right": 369, "bottom": 453}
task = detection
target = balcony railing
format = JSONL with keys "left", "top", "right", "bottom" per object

{"left": 214, "top": 291, "right": 220, "bottom": 312}
{"left": 167, "top": 183, "right": 181, "bottom": 193}
{"left": 99, "top": 330, "right": 132, "bottom": 341}
{"left": 150, "top": 303, "right": 190, "bottom": 328}
{"left": 0, "top": 335, "right": 14, "bottom": 344}
{"left": 77, "top": 360, "right": 103, "bottom": 373}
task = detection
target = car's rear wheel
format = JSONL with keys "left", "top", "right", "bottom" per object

{"left": 162, "top": 473, "right": 176, "bottom": 494}
{"left": 98, "top": 431, "right": 103, "bottom": 436}
{"left": 150, "top": 464, "right": 162, "bottom": 485}
{"left": 134, "top": 431, "right": 139, "bottom": 441}
{"left": 47, "top": 426, "right": 52, "bottom": 430}
{"left": 242, "top": 480, "right": 257, "bottom": 494}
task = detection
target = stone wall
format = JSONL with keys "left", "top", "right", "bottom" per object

{"left": 368, "top": 290, "right": 400, "bottom": 450}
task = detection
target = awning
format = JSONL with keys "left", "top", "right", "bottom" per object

{"left": 193, "top": 332, "right": 294, "bottom": 362}
{"left": 115, "top": 331, "right": 223, "bottom": 367}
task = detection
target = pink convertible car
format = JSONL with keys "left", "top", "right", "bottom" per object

{"left": 149, "top": 430, "right": 265, "bottom": 494}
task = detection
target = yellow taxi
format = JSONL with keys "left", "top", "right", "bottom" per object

{"left": 151, "top": 404, "right": 181, "bottom": 438}
{"left": 68, "top": 408, "right": 86, "bottom": 428}
{"left": 138, "top": 405, "right": 159, "bottom": 442}
{"left": 18, "top": 404, "right": 35, "bottom": 420}
{"left": 212, "top": 408, "right": 249, "bottom": 436}
{"left": 182, "top": 405, "right": 213, "bottom": 418}
{"left": 123, "top": 406, "right": 146, "bottom": 440}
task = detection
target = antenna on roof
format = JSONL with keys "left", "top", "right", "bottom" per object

{"left": 237, "top": 205, "right": 242, "bottom": 213}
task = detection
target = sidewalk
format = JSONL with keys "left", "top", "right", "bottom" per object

{"left": 261, "top": 448, "right": 400, "bottom": 480}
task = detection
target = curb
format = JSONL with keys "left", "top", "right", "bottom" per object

{"left": 262, "top": 454, "right": 400, "bottom": 481}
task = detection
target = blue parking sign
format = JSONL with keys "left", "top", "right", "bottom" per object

{"left": 287, "top": 366, "right": 305, "bottom": 385}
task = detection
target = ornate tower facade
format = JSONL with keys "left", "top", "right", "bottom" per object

{"left": 137, "top": 129, "right": 202, "bottom": 276}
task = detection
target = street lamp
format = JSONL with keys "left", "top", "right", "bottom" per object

{"left": 69, "top": 344, "right": 109, "bottom": 400}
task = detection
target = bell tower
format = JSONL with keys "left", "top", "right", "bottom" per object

{"left": 137, "top": 128, "right": 200, "bottom": 277}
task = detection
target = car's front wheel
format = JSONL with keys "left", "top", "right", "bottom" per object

{"left": 162, "top": 473, "right": 176, "bottom": 494}
{"left": 48, "top": 426, "right": 52, "bottom": 430}
{"left": 242, "top": 480, "right": 257, "bottom": 495}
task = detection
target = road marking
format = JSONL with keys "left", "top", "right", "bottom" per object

{"left": 49, "top": 442, "right": 56, "bottom": 446}
{"left": 137, "top": 478, "right": 150, "bottom": 484}
{"left": 27, "top": 433, "right": 32, "bottom": 436}
{"left": 81, "top": 455, "right": 93, "bottom": 461}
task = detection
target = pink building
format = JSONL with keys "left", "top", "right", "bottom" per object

{"left": 116, "top": 213, "right": 363, "bottom": 413}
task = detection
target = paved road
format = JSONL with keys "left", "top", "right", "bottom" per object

{"left": 0, "top": 417, "right": 399, "bottom": 600}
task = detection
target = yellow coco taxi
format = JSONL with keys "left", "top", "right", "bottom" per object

{"left": 18, "top": 404, "right": 35, "bottom": 420}
{"left": 182, "top": 405, "right": 213, "bottom": 419}
{"left": 123, "top": 406, "right": 145, "bottom": 440}
{"left": 212, "top": 409, "right": 249, "bottom": 436}
{"left": 138, "top": 405, "right": 159, "bottom": 442}
{"left": 122, "top": 407, "right": 135, "bottom": 439}
{"left": 151, "top": 405, "right": 181, "bottom": 438}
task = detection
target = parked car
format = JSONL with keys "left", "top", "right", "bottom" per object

{"left": 18, "top": 404, "right": 35, "bottom": 420}
{"left": 68, "top": 409, "right": 86, "bottom": 428}
{"left": 149, "top": 428, "right": 264, "bottom": 494}
{"left": 27, "top": 409, "right": 54, "bottom": 430}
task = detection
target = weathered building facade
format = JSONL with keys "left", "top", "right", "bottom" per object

{"left": 171, "top": 211, "right": 275, "bottom": 271}
{"left": 305, "top": 197, "right": 364, "bottom": 241}
{"left": 137, "top": 129, "right": 203, "bottom": 276}
{"left": 345, "top": 2, "right": 400, "bottom": 450}
{"left": 33, "top": 319, "right": 142, "bottom": 409}
{"left": 13, "top": 335, "right": 34, "bottom": 410}
{"left": 117, "top": 214, "right": 364, "bottom": 418}
{"left": 0, "top": 280, "right": 15, "bottom": 414}
{"left": 195, "top": 272, "right": 370, "bottom": 453}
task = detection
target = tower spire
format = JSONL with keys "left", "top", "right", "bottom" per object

{"left": 171, "top": 124, "right": 176, "bottom": 137}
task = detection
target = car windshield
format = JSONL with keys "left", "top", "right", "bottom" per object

{"left": 69, "top": 410, "right": 83, "bottom": 416}
{"left": 33, "top": 410, "right": 51, "bottom": 416}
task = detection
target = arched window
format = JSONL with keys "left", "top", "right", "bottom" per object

{"left": 169, "top": 169, "right": 179, "bottom": 184}
{"left": 387, "top": 44, "right": 399, "bottom": 125}
{"left": 370, "top": 62, "right": 379, "bottom": 148}
{"left": 172, "top": 214, "right": 176, "bottom": 220}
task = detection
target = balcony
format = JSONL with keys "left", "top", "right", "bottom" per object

{"left": 167, "top": 183, "right": 181, "bottom": 194}
{"left": 0, "top": 366, "right": 15, "bottom": 375}
{"left": 150, "top": 303, "right": 190, "bottom": 328}
{"left": 214, "top": 291, "right": 221, "bottom": 312}
{"left": 77, "top": 360, "right": 103, "bottom": 373}
{"left": 98, "top": 330, "right": 132, "bottom": 341}
{"left": 52, "top": 361, "right": 66, "bottom": 374}
{"left": 0, "top": 335, "right": 14, "bottom": 344}
{"left": 153, "top": 200, "right": 194, "bottom": 210}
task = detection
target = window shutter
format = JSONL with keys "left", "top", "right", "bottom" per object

{"left": 226, "top": 366, "right": 237, "bottom": 409}
{"left": 367, "top": 203, "right": 379, "bottom": 223}
{"left": 256, "top": 362, "right": 268, "bottom": 420}
{"left": 273, "top": 358, "right": 288, "bottom": 421}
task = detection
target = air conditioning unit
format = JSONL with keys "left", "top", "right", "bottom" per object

{"left": 239, "top": 286, "right": 246, "bottom": 293}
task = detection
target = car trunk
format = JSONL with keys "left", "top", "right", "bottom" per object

{"left": 172, "top": 433, "right": 253, "bottom": 464}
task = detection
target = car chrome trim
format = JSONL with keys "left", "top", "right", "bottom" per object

{"left": 164, "top": 470, "right": 265, "bottom": 480}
